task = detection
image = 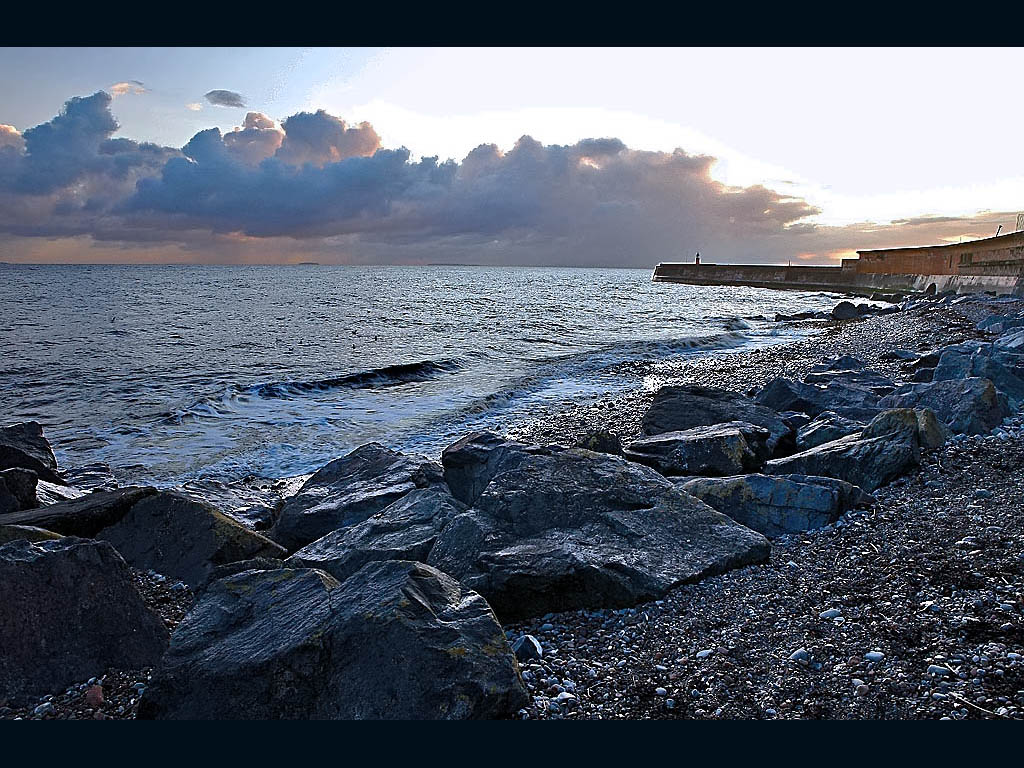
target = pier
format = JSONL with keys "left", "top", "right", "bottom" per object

{"left": 654, "top": 230, "right": 1024, "bottom": 296}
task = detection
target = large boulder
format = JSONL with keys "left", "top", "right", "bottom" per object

{"left": 640, "top": 385, "right": 793, "bottom": 454}
{"left": 765, "top": 429, "right": 918, "bottom": 493}
{"left": 796, "top": 411, "right": 866, "bottom": 451}
{"left": 287, "top": 486, "right": 465, "bottom": 584}
{"left": 0, "top": 538, "right": 168, "bottom": 704}
{"left": 931, "top": 342, "right": 1024, "bottom": 408}
{"left": 427, "top": 448, "right": 770, "bottom": 620}
{"left": 861, "top": 408, "right": 947, "bottom": 450}
{"left": 878, "top": 378, "right": 1010, "bottom": 435}
{"left": 0, "top": 468, "right": 37, "bottom": 514}
{"left": 680, "top": 473, "right": 873, "bottom": 537}
{"left": 754, "top": 377, "right": 881, "bottom": 420}
{"left": 0, "top": 487, "right": 285, "bottom": 588}
{"left": 97, "top": 491, "right": 286, "bottom": 588}
{"left": 0, "top": 422, "right": 61, "bottom": 483}
{"left": 270, "top": 443, "right": 444, "bottom": 552}
{"left": 623, "top": 421, "right": 769, "bottom": 476}
{"left": 442, "top": 432, "right": 549, "bottom": 506}
{"left": 137, "top": 561, "right": 528, "bottom": 720}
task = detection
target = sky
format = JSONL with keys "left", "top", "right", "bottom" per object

{"left": 0, "top": 47, "right": 1021, "bottom": 266}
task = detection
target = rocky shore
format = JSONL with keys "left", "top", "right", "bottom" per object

{"left": 2, "top": 291, "right": 1023, "bottom": 719}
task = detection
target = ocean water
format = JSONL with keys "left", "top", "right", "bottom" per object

{"left": 0, "top": 264, "right": 844, "bottom": 509}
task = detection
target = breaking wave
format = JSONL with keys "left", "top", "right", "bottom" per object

{"left": 164, "top": 358, "right": 463, "bottom": 423}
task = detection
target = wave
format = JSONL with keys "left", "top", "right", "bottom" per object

{"left": 445, "top": 330, "right": 751, "bottom": 417}
{"left": 163, "top": 358, "right": 462, "bottom": 423}
{"left": 252, "top": 359, "right": 462, "bottom": 399}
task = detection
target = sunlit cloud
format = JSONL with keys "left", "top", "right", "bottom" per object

{"left": 0, "top": 123, "right": 24, "bottom": 151}
{"left": 185, "top": 102, "right": 203, "bottom": 112}
{"left": 110, "top": 80, "right": 147, "bottom": 97}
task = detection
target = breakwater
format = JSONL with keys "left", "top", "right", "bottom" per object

{"left": 652, "top": 262, "right": 1024, "bottom": 296}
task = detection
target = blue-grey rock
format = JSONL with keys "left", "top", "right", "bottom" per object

{"left": 861, "top": 408, "right": 947, "bottom": 450}
{"left": 765, "top": 430, "right": 918, "bottom": 493}
{"left": 271, "top": 443, "right": 445, "bottom": 551}
{"left": 995, "top": 327, "right": 1024, "bottom": 351}
{"left": 97, "top": 491, "right": 286, "bottom": 588}
{"left": 0, "top": 486, "right": 156, "bottom": 536}
{"left": 287, "top": 486, "right": 465, "bottom": 583}
{"left": 680, "top": 473, "right": 873, "bottom": 537}
{"left": 624, "top": 421, "right": 769, "bottom": 476}
{"left": 428, "top": 447, "right": 769, "bottom": 620}
{"left": 441, "top": 432, "right": 550, "bottom": 506}
{"left": 138, "top": 561, "right": 528, "bottom": 720}
{"left": 641, "top": 385, "right": 793, "bottom": 455}
{"left": 931, "top": 342, "right": 1024, "bottom": 408}
{"left": 977, "top": 314, "right": 1024, "bottom": 334}
{"left": 796, "top": 411, "right": 866, "bottom": 451}
{"left": 878, "top": 378, "right": 1010, "bottom": 435}
{"left": 831, "top": 302, "right": 859, "bottom": 321}
{"left": 755, "top": 377, "right": 881, "bottom": 420}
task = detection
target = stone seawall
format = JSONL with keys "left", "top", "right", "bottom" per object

{"left": 652, "top": 263, "right": 1024, "bottom": 296}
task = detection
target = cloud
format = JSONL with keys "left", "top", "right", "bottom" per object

{"left": 110, "top": 80, "right": 147, "bottom": 97}
{"left": 0, "top": 91, "right": 1011, "bottom": 266}
{"left": 204, "top": 90, "right": 246, "bottom": 108}
{"left": 222, "top": 112, "right": 284, "bottom": 165}
{"left": 0, "top": 124, "right": 24, "bottom": 152}
{"left": 185, "top": 102, "right": 203, "bottom": 112}
{"left": 274, "top": 110, "right": 380, "bottom": 167}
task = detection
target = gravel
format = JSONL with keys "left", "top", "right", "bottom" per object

{"left": 507, "top": 295, "right": 1024, "bottom": 720}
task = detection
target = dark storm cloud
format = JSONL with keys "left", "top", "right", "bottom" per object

{"left": 0, "top": 91, "right": 1006, "bottom": 265}
{"left": 204, "top": 89, "right": 247, "bottom": 108}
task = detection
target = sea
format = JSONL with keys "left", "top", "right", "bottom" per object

{"left": 0, "top": 264, "right": 848, "bottom": 510}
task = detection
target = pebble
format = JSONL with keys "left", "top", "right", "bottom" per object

{"left": 819, "top": 609, "right": 842, "bottom": 620}
{"left": 864, "top": 652, "right": 885, "bottom": 662}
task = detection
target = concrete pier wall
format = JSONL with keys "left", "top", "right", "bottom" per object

{"left": 651, "top": 262, "right": 1024, "bottom": 296}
